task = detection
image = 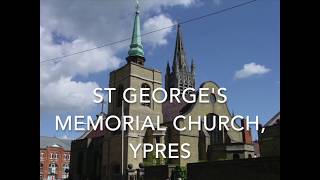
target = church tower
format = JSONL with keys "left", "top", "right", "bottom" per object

{"left": 106, "top": 1, "right": 165, "bottom": 175}
{"left": 165, "top": 24, "right": 195, "bottom": 94}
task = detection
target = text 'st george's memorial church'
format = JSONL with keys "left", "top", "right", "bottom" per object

{"left": 69, "top": 3, "right": 254, "bottom": 180}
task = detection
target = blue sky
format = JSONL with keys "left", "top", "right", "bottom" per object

{"left": 40, "top": 0, "right": 279, "bottom": 140}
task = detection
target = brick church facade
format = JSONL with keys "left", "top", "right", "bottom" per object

{"left": 69, "top": 3, "right": 254, "bottom": 180}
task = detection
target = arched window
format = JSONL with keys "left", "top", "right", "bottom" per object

{"left": 233, "top": 153, "right": 240, "bottom": 160}
{"left": 63, "top": 164, "right": 69, "bottom": 174}
{"left": 40, "top": 152, "right": 44, "bottom": 160}
{"left": 198, "top": 130, "right": 207, "bottom": 161}
{"left": 40, "top": 163, "right": 43, "bottom": 171}
{"left": 207, "top": 113, "right": 223, "bottom": 145}
{"left": 117, "top": 85, "right": 124, "bottom": 107}
{"left": 141, "top": 83, "right": 151, "bottom": 107}
{"left": 248, "top": 154, "right": 252, "bottom": 158}
{"left": 48, "top": 163, "right": 58, "bottom": 174}
{"left": 62, "top": 164, "right": 70, "bottom": 179}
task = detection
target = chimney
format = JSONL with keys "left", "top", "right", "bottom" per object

{"left": 241, "top": 119, "right": 253, "bottom": 144}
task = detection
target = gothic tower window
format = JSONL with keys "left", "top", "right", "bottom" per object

{"left": 117, "top": 85, "right": 124, "bottom": 107}
{"left": 141, "top": 83, "right": 151, "bottom": 107}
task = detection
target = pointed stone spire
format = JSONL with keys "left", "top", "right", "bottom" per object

{"left": 127, "top": 0, "right": 145, "bottom": 65}
{"left": 166, "top": 23, "right": 195, "bottom": 95}
{"left": 191, "top": 58, "right": 195, "bottom": 75}
{"left": 173, "top": 23, "right": 188, "bottom": 72}
{"left": 166, "top": 61, "right": 170, "bottom": 74}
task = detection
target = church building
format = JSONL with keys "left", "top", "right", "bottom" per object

{"left": 69, "top": 3, "right": 254, "bottom": 180}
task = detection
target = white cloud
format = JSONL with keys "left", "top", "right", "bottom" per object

{"left": 41, "top": 76, "right": 99, "bottom": 112}
{"left": 40, "top": 0, "right": 197, "bottom": 113}
{"left": 234, "top": 62, "right": 271, "bottom": 79}
{"left": 143, "top": 14, "right": 176, "bottom": 47}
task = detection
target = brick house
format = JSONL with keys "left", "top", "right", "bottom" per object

{"left": 40, "top": 136, "right": 72, "bottom": 180}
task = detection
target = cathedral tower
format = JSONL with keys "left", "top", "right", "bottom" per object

{"left": 165, "top": 24, "right": 195, "bottom": 94}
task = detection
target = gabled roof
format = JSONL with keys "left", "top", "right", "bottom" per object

{"left": 40, "top": 136, "right": 72, "bottom": 150}
{"left": 264, "top": 111, "right": 280, "bottom": 127}
{"left": 77, "top": 112, "right": 108, "bottom": 139}
{"left": 162, "top": 95, "right": 191, "bottom": 123}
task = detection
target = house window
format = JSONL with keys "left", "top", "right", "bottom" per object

{"left": 50, "top": 153, "right": 54, "bottom": 159}
{"left": 63, "top": 164, "right": 69, "bottom": 174}
{"left": 141, "top": 83, "right": 151, "bottom": 107}
{"left": 40, "top": 163, "right": 43, "bottom": 172}
{"left": 48, "top": 163, "right": 57, "bottom": 174}
{"left": 54, "top": 153, "right": 58, "bottom": 160}
{"left": 64, "top": 154, "right": 70, "bottom": 161}
{"left": 62, "top": 164, "right": 69, "bottom": 179}
{"left": 40, "top": 152, "right": 44, "bottom": 160}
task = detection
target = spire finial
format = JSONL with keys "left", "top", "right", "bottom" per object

{"left": 136, "top": 0, "right": 140, "bottom": 14}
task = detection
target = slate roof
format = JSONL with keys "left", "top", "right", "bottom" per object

{"left": 162, "top": 95, "right": 193, "bottom": 123}
{"left": 264, "top": 111, "right": 280, "bottom": 127}
{"left": 40, "top": 136, "right": 72, "bottom": 151}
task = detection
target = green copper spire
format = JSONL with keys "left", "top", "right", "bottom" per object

{"left": 128, "top": 1, "right": 144, "bottom": 58}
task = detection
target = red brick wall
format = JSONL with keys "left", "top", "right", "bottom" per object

{"left": 241, "top": 119, "right": 253, "bottom": 144}
{"left": 40, "top": 147, "right": 70, "bottom": 180}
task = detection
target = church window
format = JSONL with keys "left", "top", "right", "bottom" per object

{"left": 207, "top": 113, "right": 223, "bottom": 145}
{"left": 141, "top": 83, "right": 151, "bottom": 107}
{"left": 117, "top": 85, "right": 124, "bottom": 107}
{"left": 198, "top": 130, "right": 207, "bottom": 161}
{"left": 210, "top": 94, "right": 216, "bottom": 104}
